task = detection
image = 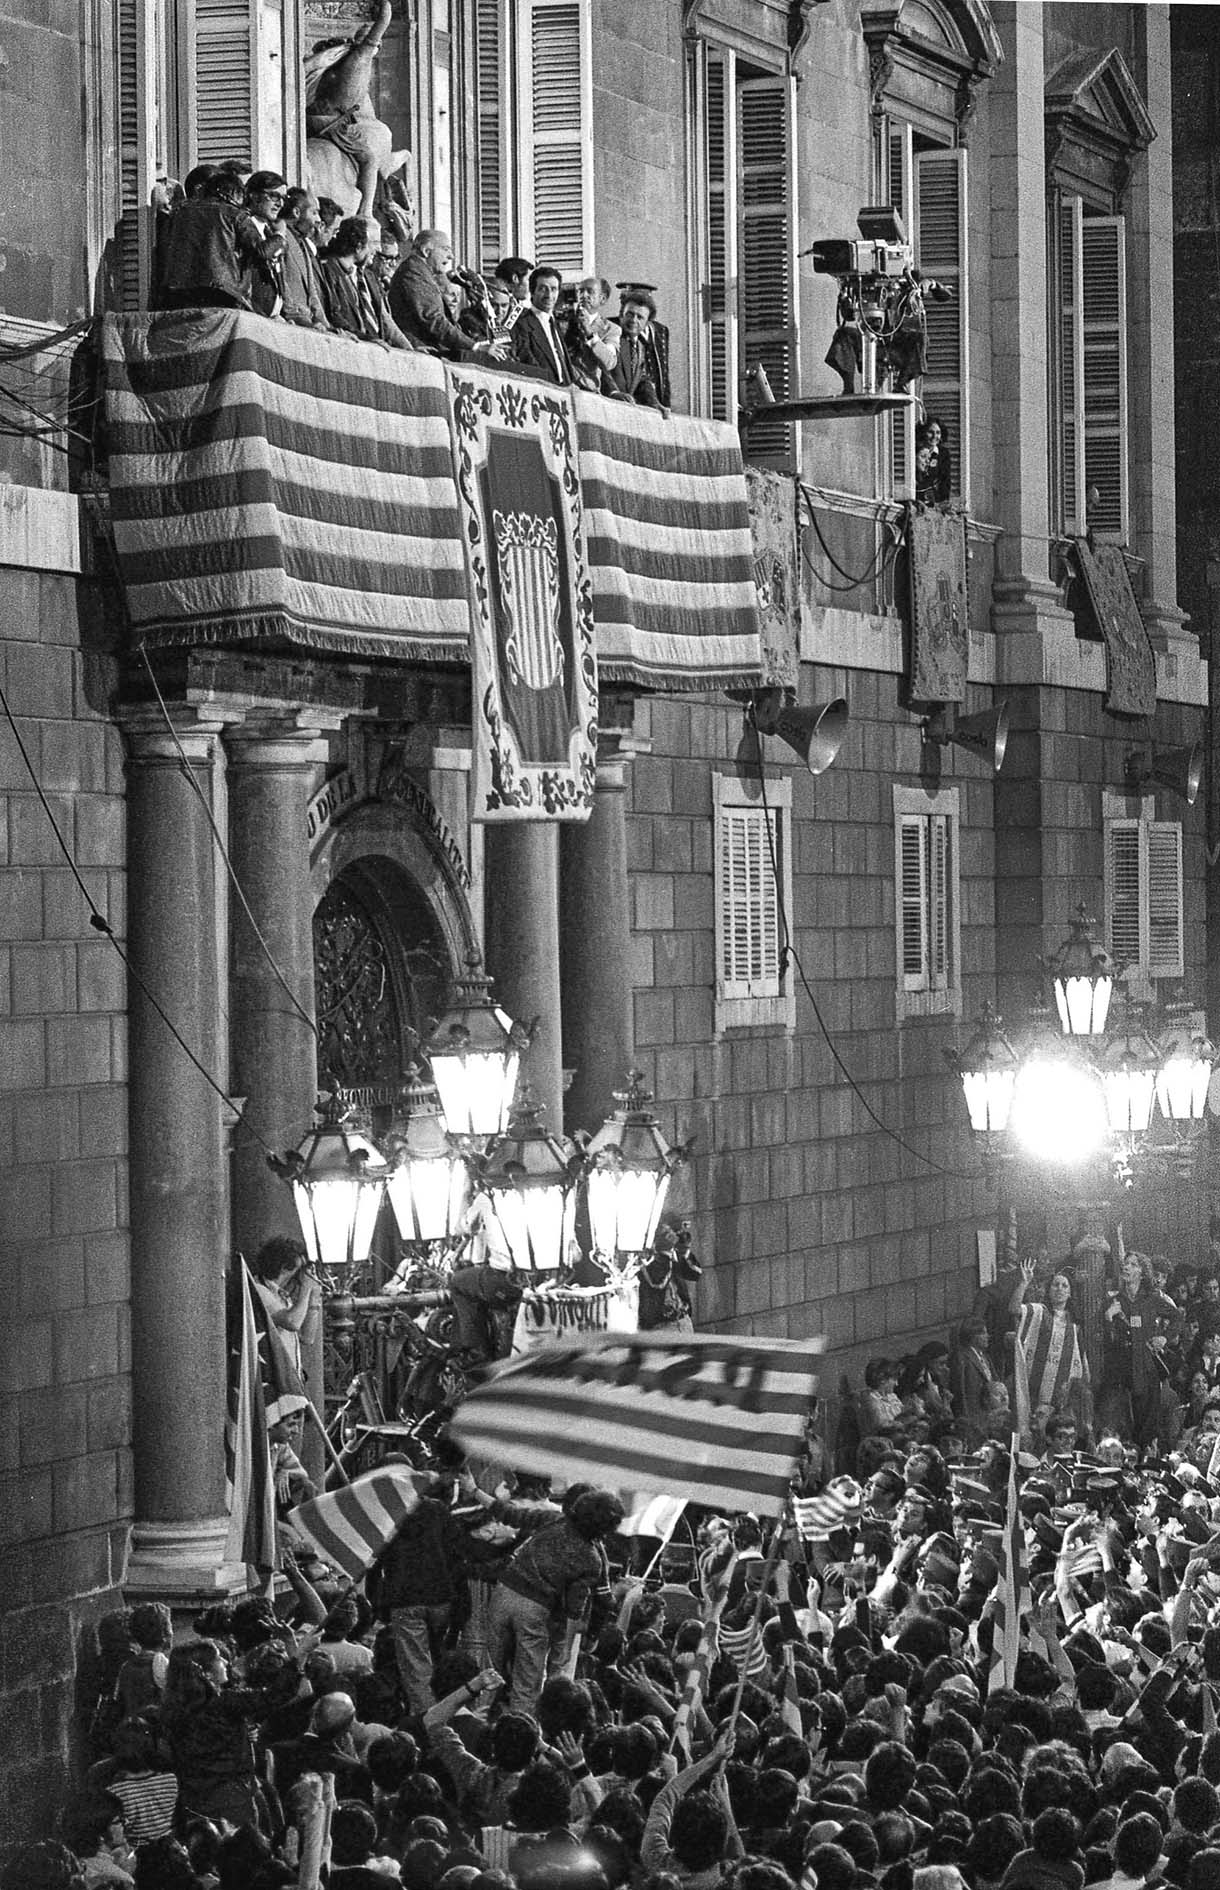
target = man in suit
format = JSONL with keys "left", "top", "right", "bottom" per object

{"left": 388, "top": 229, "right": 508, "bottom": 361}
{"left": 510, "top": 266, "right": 573, "bottom": 385}
{"left": 616, "top": 281, "right": 671, "bottom": 408}
{"left": 319, "top": 217, "right": 395, "bottom": 345}
{"left": 364, "top": 227, "right": 414, "bottom": 349}
{"left": 279, "top": 188, "right": 332, "bottom": 330}
{"left": 606, "top": 293, "right": 666, "bottom": 410}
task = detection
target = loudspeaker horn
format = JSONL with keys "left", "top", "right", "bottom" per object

{"left": 750, "top": 691, "right": 849, "bottom": 776}
{"left": 922, "top": 701, "right": 1009, "bottom": 774}
{"left": 1125, "top": 740, "right": 1203, "bottom": 806}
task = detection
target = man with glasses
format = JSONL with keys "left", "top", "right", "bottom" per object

{"left": 160, "top": 168, "right": 286, "bottom": 313}
{"left": 243, "top": 171, "right": 289, "bottom": 317}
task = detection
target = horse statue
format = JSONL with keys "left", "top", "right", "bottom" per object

{"left": 304, "top": 0, "right": 413, "bottom": 233}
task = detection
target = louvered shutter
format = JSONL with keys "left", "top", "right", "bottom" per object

{"left": 194, "top": 0, "right": 286, "bottom": 172}
{"left": 1147, "top": 821, "right": 1183, "bottom": 976}
{"left": 719, "top": 806, "right": 780, "bottom": 998}
{"left": 929, "top": 811, "right": 951, "bottom": 990}
{"left": 1058, "top": 194, "right": 1086, "bottom": 532}
{"left": 900, "top": 814, "right": 929, "bottom": 991}
{"left": 521, "top": 0, "right": 590, "bottom": 275}
{"left": 915, "top": 147, "right": 969, "bottom": 505}
{"left": 1081, "top": 214, "right": 1128, "bottom": 540}
{"left": 738, "top": 75, "right": 797, "bottom": 470}
{"left": 1106, "top": 820, "right": 1142, "bottom": 968}
{"left": 476, "top": 0, "right": 505, "bottom": 273}
{"left": 696, "top": 43, "right": 738, "bottom": 423}
{"left": 887, "top": 119, "right": 914, "bottom": 495}
{"left": 115, "top": 0, "right": 158, "bottom": 307}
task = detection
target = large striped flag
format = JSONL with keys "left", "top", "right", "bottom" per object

{"left": 287, "top": 1467, "right": 420, "bottom": 1583}
{"left": 223, "top": 1259, "right": 278, "bottom": 1574}
{"left": 449, "top": 1332, "right": 823, "bottom": 1517}
{"left": 671, "top": 1551, "right": 737, "bottom": 1758}
{"left": 987, "top": 1450, "right": 1030, "bottom": 1695}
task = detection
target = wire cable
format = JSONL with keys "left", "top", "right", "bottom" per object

{"left": 138, "top": 647, "right": 320, "bottom": 1041}
{"left": 799, "top": 486, "right": 904, "bottom": 592}
{"left": 749, "top": 717, "right": 981, "bottom": 1183}
{"left": 0, "top": 671, "right": 281, "bottom": 1163}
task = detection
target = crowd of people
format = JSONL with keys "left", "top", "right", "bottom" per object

{"left": 147, "top": 162, "right": 671, "bottom": 409}
{"left": 18, "top": 1242, "right": 1220, "bottom": 1890}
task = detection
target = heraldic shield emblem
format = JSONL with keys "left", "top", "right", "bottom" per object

{"left": 447, "top": 369, "right": 597, "bottom": 821}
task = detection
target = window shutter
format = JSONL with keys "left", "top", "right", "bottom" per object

{"left": 719, "top": 807, "right": 779, "bottom": 997}
{"left": 887, "top": 119, "right": 914, "bottom": 496}
{"left": 900, "top": 814, "right": 929, "bottom": 990}
{"left": 915, "top": 146, "right": 969, "bottom": 504}
{"left": 1058, "top": 194, "right": 1086, "bottom": 534}
{"left": 1081, "top": 214, "right": 1128, "bottom": 541}
{"left": 476, "top": 0, "right": 505, "bottom": 273}
{"left": 696, "top": 44, "right": 738, "bottom": 424}
{"left": 115, "top": 0, "right": 158, "bottom": 307}
{"left": 738, "top": 74, "right": 797, "bottom": 470}
{"left": 520, "top": 0, "right": 590, "bottom": 276}
{"left": 195, "top": 0, "right": 254, "bottom": 164}
{"left": 1147, "top": 821, "right": 1184, "bottom": 977}
{"left": 929, "top": 811, "right": 951, "bottom": 989}
{"left": 1106, "top": 820, "right": 1142, "bottom": 968}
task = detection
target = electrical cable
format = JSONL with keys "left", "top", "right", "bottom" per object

{"left": 749, "top": 716, "right": 981, "bottom": 1183}
{"left": 799, "top": 486, "right": 904, "bottom": 592}
{"left": 138, "top": 647, "right": 320, "bottom": 1041}
{"left": 0, "top": 671, "right": 281, "bottom": 1164}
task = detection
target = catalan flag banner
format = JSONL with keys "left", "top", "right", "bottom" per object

{"left": 987, "top": 1450, "right": 1030, "bottom": 1696}
{"left": 793, "top": 1478, "right": 864, "bottom": 1542}
{"left": 449, "top": 1332, "right": 823, "bottom": 1518}
{"left": 671, "top": 1551, "right": 736, "bottom": 1759}
{"left": 720, "top": 1617, "right": 770, "bottom": 1678}
{"left": 223, "top": 1259, "right": 278, "bottom": 1575}
{"left": 99, "top": 311, "right": 762, "bottom": 694}
{"left": 287, "top": 1467, "right": 419, "bottom": 1583}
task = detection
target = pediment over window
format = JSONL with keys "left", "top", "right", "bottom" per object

{"left": 862, "top": 0, "right": 1002, "bottom": 140}
{"left": 1045, "top": 48, "right": 1156, "bottom": 209}
{"left": 683, "top": 0, "right": 821, "bottom": 70}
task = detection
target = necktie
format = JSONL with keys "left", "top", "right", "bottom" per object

{"left": 358, "top": 271, "right": 378, "bottom": 340}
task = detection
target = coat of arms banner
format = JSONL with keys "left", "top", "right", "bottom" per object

{"left": 447, "top": 366, "right": 597, "bottom": 822}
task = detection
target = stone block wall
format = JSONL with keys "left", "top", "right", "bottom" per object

{"left": 0, "top": 564, "right": 130, "bottom": 1840}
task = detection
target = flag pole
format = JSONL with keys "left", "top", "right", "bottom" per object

{"left": 305, "top": 1399, "right": 353, "bottom": 1487}
{"left": 722, "top": 1507, "right": 788, "bottom": 1742}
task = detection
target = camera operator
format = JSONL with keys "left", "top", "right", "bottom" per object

{"left": 250, "top": 1234, "right": 323, "bottom": 1380}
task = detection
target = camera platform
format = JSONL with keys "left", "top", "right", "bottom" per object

{"left": 738, "top": 391, "right": 917, "bottom": 429}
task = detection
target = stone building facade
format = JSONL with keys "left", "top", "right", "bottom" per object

{"left": 0, "top": 0, "right": 1212, "bottom": 1840}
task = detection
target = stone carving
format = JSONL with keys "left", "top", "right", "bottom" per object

{"left": 304, "top": 0, "right": 413, "bottom": 229}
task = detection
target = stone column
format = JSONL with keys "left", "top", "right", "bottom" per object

{"left": 483, "top": 824, "right": 563, "bottom": 1124}
{"left": 225, "top": 719, "right": 332, "bottom": 1471}
{"left": 123, "top": 711, "right": 245, "bottom": 1598}
{"left": 559, "top": 746, "right": 635, "bottom": 1137}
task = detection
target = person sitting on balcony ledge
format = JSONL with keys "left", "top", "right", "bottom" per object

{"left": 388, "top": 229, "right": 509, "bottom": 361}
{"left": 159, "top": 168, "right": 286, "bottom": 314}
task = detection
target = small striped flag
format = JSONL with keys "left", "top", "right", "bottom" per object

{"left": 987, "top": 1450, "right": 1030, "bottom": 1695}
{"left": 223, "top": 1259, "right": 278, "bottom": 1575}
{"left": 671, "top": 1551, "right": 736, "bottom": 1758}
{"left": 721, "top": 1617, "right": 770, "bottom": 1678}
{"left": 793, "top": 1478, "right": 864, "bottom": 1541}
{"left": 619, "top": 1493, "right": 687, "bottom": 1542}
{"left": 449, "top": 1332, "right": 822, "bottom": 1518}
{"left": 287, "top": 1467, "right": 419, "bottom": 1582}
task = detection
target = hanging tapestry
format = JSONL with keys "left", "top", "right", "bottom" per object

{"left": 907, "top": 504, "right": 969, "bottom": 704}
{"left": 1074, "top": 540, "right": 1157, "bottom": 718}
{"left": 745, "top": 467, "right": 800, "bottom": 689}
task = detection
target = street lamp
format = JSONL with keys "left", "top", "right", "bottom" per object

{"left": 1155, "top": 1025, "right": 1216, "bottom": 1128}
{"left": 476, "top": 1093, "right": 583, "bottom": 1274}
{"left": 1043, "top": 905, "right": 1116, "bottom": 1038}
{"left": 1099, "top": 1007, "right": 1162, "bottom": 1140}
{"left": 423, "top": 957, "right": 535, "bottom": 1142}
{"left": 582, "top": 1072, "right": 690, "bottom": 1263}
{"left": 1008, "top": 1036, "right": 1110, "bottom": 1166}
{"left": 383, "top": 1065, "right": 471, "bottom": 1257}
{"left": 268, "top": 1092, "right": 388, "bottom": 1278}
{"left": 947, "top": 1004, "right": 1018, "bottom": 1137}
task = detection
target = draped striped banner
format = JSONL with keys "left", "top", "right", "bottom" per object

{"left": 987, "top": 1451, "right": 1030, "bottom": 1695}
{"left": 287, "top": 1466, "right": 419, "bottom": 1582}
{"left": 720, "top": 1618, "right": 769, "bottom": 1678}
{"left": 100, "top": 311, "right": 763, "bottom": 693}
{"left": 223, "top": 1259, "right": 278, "bottom": 1575}
{"left": 449, "top": 1332, "right": 822, "bottom": 1517}
{"left": 574, "top": 394, "right": 762, "bottom": 689}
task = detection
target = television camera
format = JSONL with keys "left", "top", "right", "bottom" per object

{"left": 805, "top": 206, "right": 951, "bottom": 397}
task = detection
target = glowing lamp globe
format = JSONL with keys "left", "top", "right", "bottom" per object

{"left": 1156, "top": 1033, "right": 1216, "bottom": 1125}
{"left": 1100, "top": 1016, "right": 1161, "bottom": 1137}
{"left": 1044, "top": 906, "right": 1116, "bottom": 1037}
{"left": 583, "top": 1072, "right": 689, "bottom": 1259}
{"left": 383, "top": 1067, "right": 471, "bottom": 1246}
{"left": 949, "top": 1005, "right": 1018, "bottom": 1135}
{"left": 1009, "top": 1052, "right": 1109, "bottom": 1165}
{"left": 424, "top": 959, "right": 534, "bottom": 1142}
{"left": 478, "top": 1095, "right": 581, "bottom": 1273}
{"left": 271, "top": 1093, "right": 387, "bottom": 1273}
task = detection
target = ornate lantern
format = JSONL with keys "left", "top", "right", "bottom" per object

{"left": 583, "top": 1072, "right": 689, "bottom": 1262}
{"left": 424, "top": 958, "right": 535, "bottom": 1143}
{"left": 477, "top": 1094, "right": 582, "bottom": 1274}
{"left": 383, "top": 1065, "right": 471, "bottom": 1253}
{"left": 947, "top": 1004, "right": 1018, "bottom": 1137}
{"left": 269, "top": 1092, "right": 387, "bottom": 1276}
{"left": 1044, "top": 905, "right": 1116, "bottom": 1038}
{"left": 1155, "top": 1027, "right": 1216, "bottom": 1127}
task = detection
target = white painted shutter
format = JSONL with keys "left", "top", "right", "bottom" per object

{"left": 900, "top": 813, "right": 929, "bottom": 991}
{"left": 697, "top": 43, "right": 738, "bottom": 424}
{"left": 520, "top": 0, "right": 590, "bottom": 275}
{"left": 1147, "top": 821, "right": 1184, "bottom": 977}
{"left": 738, "top": 74, "right": 797, "bottom": 470}
{"left": 115, "top": 0, "right": 158, "bottom": 307}
{"left": 915, "top": 146, "right": 969, "bottom": 505}
{"left": 1058, "top": 194, "right": 1086, "bottom": 534}
{"left": 476, "top": 0, "right": 505, "bottom": 273}
{"left": 719, "top": 807, "right": 780, "bottom": 997}
{"left": 1106, "top": 819, "right": 1142, "bottom": 968}
{"left": 1081, "top": 214, "right": 1129, "bottom": 541}
{"left": 887, "top": 119, "right": 914, "bottom": 495}
{"left": 195, "top": 0, "right": 255, "bottom": 164}
{"left": 929, "top": 811, "right": 951, "bottom": 990}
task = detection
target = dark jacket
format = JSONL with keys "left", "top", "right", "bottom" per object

{"left": 280, "top": 226, "right": 329, "bottom": 329}
{"left": 387, "top": 251, "right": 477, "bottom": 357}
{"left": 606, "top": 332, "right": 663, "bottom": 408}
{"left": 368, "top": 1495, "right": 469, "bottom": 1610}
{"left": 319, "top": 256, "right": 380, "bottom": 341}
{"left": 511, "top": 307, "right": 574, "bottom": 385}
{"left": 159, "top": 199, "right": 270, "bottom": 310}
{"left": 497, "top": 1517, "right": 606, "bottom": 1621}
